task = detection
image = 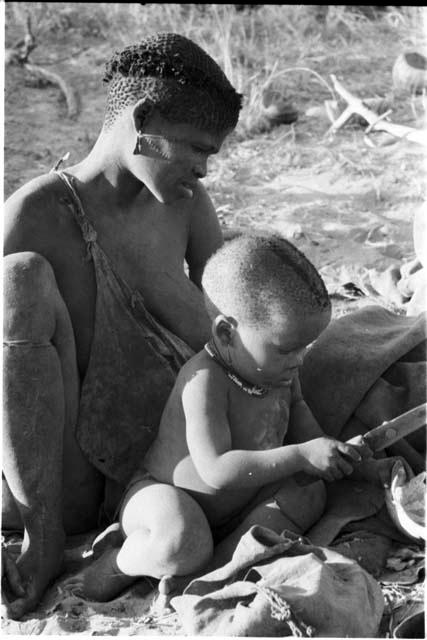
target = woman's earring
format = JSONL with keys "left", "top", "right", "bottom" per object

{"left": 133, "top": 132, "right": 143, "bottom": 155}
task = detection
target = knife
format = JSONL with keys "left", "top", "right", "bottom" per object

{"left": 347, "top": 403, "right": 426, "bottom": 452}
{"left": 296, "top": 403, "right": 426, "bottom": 485}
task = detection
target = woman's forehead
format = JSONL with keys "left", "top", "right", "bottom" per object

{"left": 145, "top": 113, "right": 230, "bottom": 149}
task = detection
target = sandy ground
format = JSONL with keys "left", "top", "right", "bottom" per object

{"left": 3, "top": 7, "right": 426, "bottom": 637}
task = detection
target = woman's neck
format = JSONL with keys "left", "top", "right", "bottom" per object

{"left": 64, "top": 132, "right": 149, "bottom": 212}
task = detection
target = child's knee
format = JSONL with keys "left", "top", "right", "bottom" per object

{"left": 274, "top": 478, "right": 326, "bottom": 533}
{"left": 306, "top": 479, "right": 326, "bottom": 524}
{"left": 119, "top": 487, "right": 214, "bottom": 578}
{"left": 163, "top": 516, "right": 214, "bottom": 575}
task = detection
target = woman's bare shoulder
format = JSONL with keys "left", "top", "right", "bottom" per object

{"left": 6, "top": 172, "right": 64, "bottom": 212}
{"left": 4, "top": 172, "right": 70, "bottom": 254}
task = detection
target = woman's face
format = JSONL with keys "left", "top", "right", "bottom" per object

{"left": 131, "top": 112, "right": 231, "bottom": 204}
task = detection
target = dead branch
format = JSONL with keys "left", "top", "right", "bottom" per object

{"left": 32, "top": 46, "right": 91, "bottom": 67}
{"left": 327, "top": 74, "right": 427, "bottom": 146}
{"left": 5, "top": 9, "right": 36, "bottom": 65}
{"left": 23, "top": 63, "right": 80, "bottom": 119}
{"left": 6, "top": 6, "right": 80, "bottom": 120}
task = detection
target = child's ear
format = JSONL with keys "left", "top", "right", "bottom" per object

{"left": 212, "top": 315, "right": 237, "bottom": 346}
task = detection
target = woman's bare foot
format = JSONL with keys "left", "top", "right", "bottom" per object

{"left": 2, "top": 527, "right": 65, "bottom": 620}
{"left": 62, "top": 548, "right": 136, "bottom": 602}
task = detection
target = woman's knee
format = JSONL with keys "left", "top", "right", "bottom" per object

{"left": 4, "top": 252, "right": 59, "bottom": 340}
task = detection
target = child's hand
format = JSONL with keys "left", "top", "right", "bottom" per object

{"left": 299, "top": 437, "right": 363, "bottom": 482}
{"left": 345, "top": 434, "right": 374, "bottom": 459}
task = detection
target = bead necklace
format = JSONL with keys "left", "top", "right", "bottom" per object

{"left": 204, "top": 340, "right": 269, "bottom": 397}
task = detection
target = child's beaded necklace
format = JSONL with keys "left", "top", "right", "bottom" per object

{"left": 204, "top": 339, "right": 269, "bottom": 397}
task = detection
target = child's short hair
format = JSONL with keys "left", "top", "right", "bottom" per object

{"left": 202, "top": 232, "right": 331, "bottom": 326}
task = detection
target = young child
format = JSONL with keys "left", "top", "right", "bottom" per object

{"left": 65, "top": 232, "right": 371, "bottom": 602}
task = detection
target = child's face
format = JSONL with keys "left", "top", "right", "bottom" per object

{"left": 229, "top": 310, "right": 330, "bottom": 388}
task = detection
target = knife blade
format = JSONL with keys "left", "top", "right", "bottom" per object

{"left": 349, "top": 403, "right": 426, "bottom": 452}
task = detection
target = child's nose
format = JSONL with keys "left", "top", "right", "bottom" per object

{"left": 288, "top": 348, "right": 307, "bottom": 367}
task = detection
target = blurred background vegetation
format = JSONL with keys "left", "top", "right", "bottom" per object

{"left": 5, "top": 3, "right": 426, "bottom": 139}
{"left": 3, "top": 4, "right": 427, "bottom": 317}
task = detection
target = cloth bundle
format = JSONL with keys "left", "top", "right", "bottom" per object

{"left": 300, "top": 305, "right": 426, "bottom": 455}
{"left": 172, "top": 525, "right": 384, "bottom": 637}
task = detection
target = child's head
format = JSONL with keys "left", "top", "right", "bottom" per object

{"left": 202, "top": 232, "right": 331, "bottom": 387}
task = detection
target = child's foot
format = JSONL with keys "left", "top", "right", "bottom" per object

{"left": 62, "top": 548, "right": 136, "bottom": 601}
{"left": 91, "top": 522, "right": 123, "bottom": 560}
{"left": 150, "top": 574, "right": 193, "bottom": 616}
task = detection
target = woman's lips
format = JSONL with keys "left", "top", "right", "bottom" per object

{"left": 180, "top": 180, "right": 197, "bottom": 198}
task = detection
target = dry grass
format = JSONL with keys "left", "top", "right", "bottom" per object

{"left": 6, "top": 3, "right": 427, "bottom": 139}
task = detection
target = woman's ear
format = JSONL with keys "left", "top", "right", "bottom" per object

{"left": 212, "top": 314, "right": 237, "bottom": 346}
{"left": 132, "top": 99, "right": 154, "bottom": 134}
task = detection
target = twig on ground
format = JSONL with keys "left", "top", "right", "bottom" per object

{"left": 5, "top": 10, "right": 36, "bottom": 65}
{"left": 326, "top": 74, "right": 427, "bottom": 146}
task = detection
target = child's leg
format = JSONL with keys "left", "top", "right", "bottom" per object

{"left": 209, "top": 477, "right": 325, "bottom": 571}
{"left": 118, "top": 479, "right": 213, "bottom": 577}
{"left": 63, "top": 479, "right": 213, "bottom": 601}
{"left": 272, "top": 476, "right": 326, "bottom": 532}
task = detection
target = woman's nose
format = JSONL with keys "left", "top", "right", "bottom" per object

{"left": 193, "top": 158, "right": 208, "bottom": 179}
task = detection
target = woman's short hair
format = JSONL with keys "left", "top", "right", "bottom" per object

{"left": 103, "top": 32, "right": 242, "bottom": 133}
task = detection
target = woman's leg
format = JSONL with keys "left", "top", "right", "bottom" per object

{"left": 2, "top": 252, "right": 103, "bottom": 619}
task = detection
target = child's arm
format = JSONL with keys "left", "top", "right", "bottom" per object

{"left": 182, "top": 367, "right": 362, "bottom": 490}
